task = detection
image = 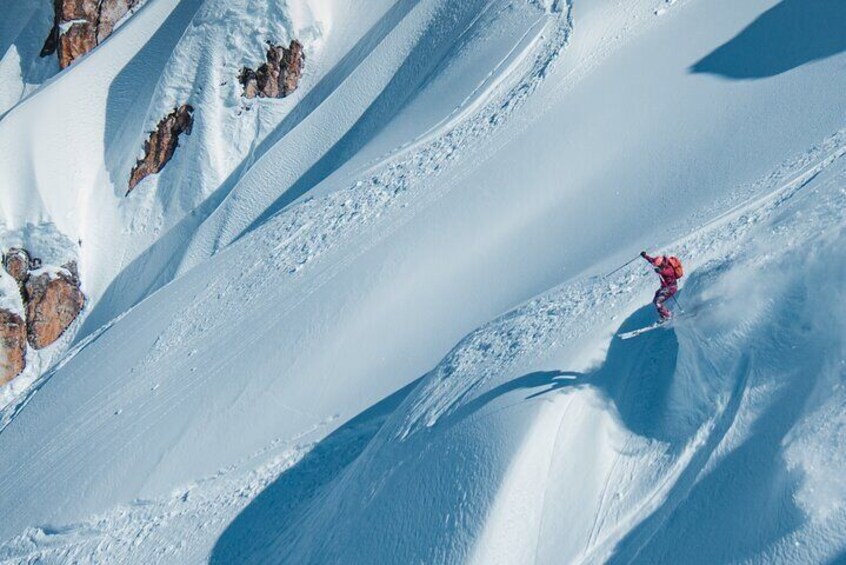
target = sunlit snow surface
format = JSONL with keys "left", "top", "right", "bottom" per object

{"left": 0, "top": 0, "right": 845, "bottom": 562}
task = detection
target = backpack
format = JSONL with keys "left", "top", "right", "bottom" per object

{"left": 667, "top": 256, "right": 684, "bottom": 278}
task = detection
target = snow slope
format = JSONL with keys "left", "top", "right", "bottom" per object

{"left": 251, "top": 133, "right": 846, "bottom": 564}
{"left": 0, "top": 0, "right": 845, "bottom": 562}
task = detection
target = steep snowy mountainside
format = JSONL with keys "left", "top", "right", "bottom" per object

{"left": 0, "top": 0, "right": 326, "bottom": 303}
{"left": 0, "top": 0, "right": 844, "bottom": 563}
{"left": 178, "top": 0, "right": 569, "bottom": 267}
{"left": 0, "top": 0, "right": 392, "bottom": 396}
{"left": 78, "top": 0, "right": 569, "bottom": 354}
{"left": 0, "top": 0, "right": 573, "bottom": 553}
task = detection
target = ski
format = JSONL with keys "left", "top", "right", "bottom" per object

{"left": 617, "top": 320, "right": 672, "bottom": 340}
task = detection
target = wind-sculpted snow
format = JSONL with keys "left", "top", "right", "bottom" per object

{"left": 111, "top": 0, "right": 322, "bottom": 205}
{"left": 399, "top": 132, "right": 846, "bottom": 442}
{"left": 80, "top": 0, "right": 572, "bottom": 352}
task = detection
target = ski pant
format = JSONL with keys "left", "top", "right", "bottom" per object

{"left": 653, "top": 285, "right": 677, "bottom": 319}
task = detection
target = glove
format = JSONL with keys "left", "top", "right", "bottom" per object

{"left": 640, "top": 251, "right": 647, "bottom": 258}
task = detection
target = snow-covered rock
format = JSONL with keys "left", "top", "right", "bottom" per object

{"left": 0, "top": 269, "right": 26, "bottom": 384}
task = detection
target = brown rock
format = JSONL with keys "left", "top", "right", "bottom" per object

{"left": 0, "top": 310, "right": 26, "bottom": 385}
{"left": 97, "top": 0, "right": 141, "bottom": 42}
{"left": 281, "top": 40, "right": 304, "bottom": 96}
{"left": 3, "top": 248, "right": 31, "bottom": 286}
{"left": 58, "top": 0, "right": 100, "bottom": 20}
{"left": 41, "top": 0, "right": 141, "bottom": 68}
{"left": 239, "top": 40, "right": 304, "bottom": 99}
{"left": 41, "top": 0, "right": 99, "bottom": 67}
{"left": 57, "top": 21, "right": 99, "bottom": 69}
{"left": 127, "top": 104, "right": 194, "bottom": 195}
{"left": 25, "top": 270, "right": 85, "bottom": 350}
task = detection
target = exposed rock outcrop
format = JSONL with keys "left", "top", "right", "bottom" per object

{"left": 239, "top": 40, "right": 304, "bottom": 99}
{"left": 97, "top": 0, "right": 139, "bottom": 41}
{"left": 3, "top": 248, "right": 31, "bottom": 286}
{"left": 0, "top": 247, "right": 85, "bottom": 381}
{"left": 25, "top": 269, "right": 85, "bottom": 350}
{"left": 0, "top": 310, "right": 26, "bottom": 385}
{"left": 127, "top": 104, "right": 194, "bottom": 195}
{"left": 41, "top": 0, "right": 142, "bottom": 69}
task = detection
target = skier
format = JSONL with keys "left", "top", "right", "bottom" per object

{"left": 640, "top": 251, "right": 683, "bottom": 322}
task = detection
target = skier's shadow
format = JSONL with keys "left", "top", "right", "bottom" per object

{"left": 451, "top": 304, "right": 687, "bottom": 444}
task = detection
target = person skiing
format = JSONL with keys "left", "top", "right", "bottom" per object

{"left": 640, "top": 251, "right": 683, "bottom": 321}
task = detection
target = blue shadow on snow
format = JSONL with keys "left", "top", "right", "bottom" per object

{"left": 209, "top": 376, "right": 424, "bottom": 564}
{"left": 446, "top": 304, "right": 686, "bottom": 445}
{"left": 690, "top": 0, "right": 846, "bottom": 79}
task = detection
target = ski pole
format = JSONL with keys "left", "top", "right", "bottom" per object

{"left": 671, "top": 294, "right": 685, "bottom": 314}
{"left": 603, "top": 256, "right": 639, "bottom": 278}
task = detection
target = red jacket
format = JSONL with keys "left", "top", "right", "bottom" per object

{"left": 643, "top": 254, "right": 679, "bottom": 288}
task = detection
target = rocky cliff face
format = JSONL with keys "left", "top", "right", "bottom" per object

{"left": 239, "top": 40, "right": 304, "bottom": 99}
{"left": 41, "top": 0, "right": 142, "bottom": 69}
{"left": 0, "top": 310, "right": 26, "bottom": 385}
{"left": 25, "top": 270, "right": 86, "bottom": 350}
{"left": 127, "top": 104, "right": 194, "bottom": 195}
